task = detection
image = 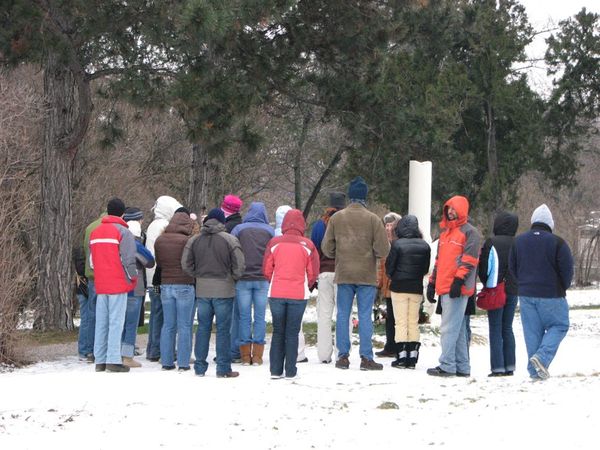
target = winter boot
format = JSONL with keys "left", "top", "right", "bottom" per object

{"left": 251, "top": 343, "right": 265, "bottom": 366}
{"left": 405, "top": 342, "right": 421, "bottom": 369}
{"left": 106, "top": 363, "right": 130, "bottom": 373}
{"left": 240, "top": 344, "right": 252, "bottom": 365}
{"left": 122, "top": 357, "right": 142, "bottom": 368}
{"left": 391, "top": 342, "right": 408, "bottom": 368}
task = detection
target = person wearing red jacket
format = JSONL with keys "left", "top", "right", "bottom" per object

{"left": 90, "top": 198, "right": 138, "bottom": 373}
{"left": 426, "top": 195, "right": 481, "bottom": 377}
{"left": 262, "top": 209, "right": 319, "bottom": 379}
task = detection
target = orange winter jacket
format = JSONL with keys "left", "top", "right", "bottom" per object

{"left": 430, "top": 196, "right": 482, "bottom": 297}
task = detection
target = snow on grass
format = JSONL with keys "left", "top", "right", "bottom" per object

{"left": 1, "top": 290, "right": 599, "bottom": 449}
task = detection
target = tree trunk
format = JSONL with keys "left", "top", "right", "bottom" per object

{"left": 35, "top": 50, "right": 89, "bottom": 331}
{"left": 293, "top": 112, "right": 312, "bottom": 209}
{"left": 303, "top": 145, "right": 347, "bottom": 219}
{"left": 188, "top": 142, "right": 209, "bottom": 216}
{"left": 485, "top": 100, "right": 500, "bottom": 231}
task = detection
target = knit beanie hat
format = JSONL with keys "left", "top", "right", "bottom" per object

{"left": 531, "top": 204, "right": 554, "bottom": 230}
{"left": 221, "top": 194, "right": 243, "bottom": 215}
{"left": 123, "top": 207, "right": 143, "bottom": 222}
{"left": 107, "top": 197, "right": 126, "bottom": 217}
{"left": 204, "top": 207, "right": 226, "bottom": 224}
{"left": 329, "top": 192, "right": 346, "bottom": 210}
{"left": 348, "top": 177, "right": 368, "bottom": 201}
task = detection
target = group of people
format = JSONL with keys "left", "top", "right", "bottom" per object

{"left": 75, "top": 175, "right": 574, "bottom": 381}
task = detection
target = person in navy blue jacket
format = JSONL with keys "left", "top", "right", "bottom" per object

{"left": 509, "top": 204, "right": 573, "bottom": 380}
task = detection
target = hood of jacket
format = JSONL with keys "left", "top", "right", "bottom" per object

{"left": 201, "top": 218, "right": 227, "bottom": 235}
{"left": 127, "top": 220, "right": 142, "bottom": 238}
{"left": 101, "top": 215, "right": 128, "bottom": 227}
{"left": 440, "top": 195, "right": 469, "bottom": 229}
{"left": 275, "top": 205, "right": 293, "bottom": 236}
{"left": 165, "top": 212, "right": 194, "bottom": 236}
{"left": 242, "top": 202, "right": 270, "bottom": 225}
{"left": 395, "top": 215, "right": 422, "bottom": 239}
{"left": 282, "top": 209, "right": 306, "bottom": 236}
{"left": 151, "top": 196, "right": 182, "bottom": 221}
{"left": 493, "top": 211, "right": 519, "bottom": 236}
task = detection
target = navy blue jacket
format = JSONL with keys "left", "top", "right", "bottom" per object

{"left": 509, "top": 223, "right": 573, "bottom": 298}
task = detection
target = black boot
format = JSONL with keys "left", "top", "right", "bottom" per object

{"left": 391, "top": 342, "right": 407, "bottom": 368}
{"left": 405, "top": 342, "right": 421, "bottom": 369}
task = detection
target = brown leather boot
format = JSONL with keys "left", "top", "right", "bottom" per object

{"left": 251, "top": 343, "right": 264, "bottom": 365}
{"left": 122, "top": 357, "right": 142, "bottom": 368}
{"left": 240, "top": 344, "right": 252, "bottom": 365}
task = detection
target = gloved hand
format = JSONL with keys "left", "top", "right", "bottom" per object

{"left": 309, "top": 280, "right": 318, "bottom": 293}
{"left": 449, "top": 277, "right": 464, "bottom": 298}
{"left": 426, "top": 283, "right": 437, "bottom": 304}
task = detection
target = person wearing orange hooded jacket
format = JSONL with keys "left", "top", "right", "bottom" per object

{"left": 426, "top": 196, "right": 481, "bottom": 377}
{"left": 263, "top": 209, "right": 319, "bottom": 379}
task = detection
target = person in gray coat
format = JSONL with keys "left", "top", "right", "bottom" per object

{"left": 182, "top": 208, "right": 245, "bottom": 378}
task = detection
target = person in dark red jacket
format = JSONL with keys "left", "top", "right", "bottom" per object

{"left": 90, "top": 198, "right": 138, "bottom": 373}
{"left": 263, "top": 209, "right": 319, "bottom": 379}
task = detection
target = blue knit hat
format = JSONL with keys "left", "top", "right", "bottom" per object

{"left": 348, "top": 176, "right": 368, "bottom": 201}
{"left": 123, "top": 207, "right": 143, "bottom": 222}
{"left": 204, "top": 207, "right": 226, "bottom": 224}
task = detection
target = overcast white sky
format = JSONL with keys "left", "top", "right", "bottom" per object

{"left": 518, "top": 0, "right": 600, "bottom": 94}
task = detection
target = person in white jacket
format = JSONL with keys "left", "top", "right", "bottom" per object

{"left": 145, "top": 195, "right": 182, "bottom": 361}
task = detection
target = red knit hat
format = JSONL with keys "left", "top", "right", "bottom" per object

{"left": 221, "top": 194, "right": 243, "bottom": 215}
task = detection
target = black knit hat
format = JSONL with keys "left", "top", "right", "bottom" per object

{"left": 123, "top": 207, "right": 143, "bottom": 222}
{"left": 175, "top": 206, "right": 191, "bottom": 216}
{"left": 203, "top": 207, "right": 226, "bottom": 224}
{"left": 107, "top": 197, "right": 126, "bottom": 217}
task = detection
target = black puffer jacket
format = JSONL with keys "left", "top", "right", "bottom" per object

{"left": 478, "top": 211, "right": 518, "bottom": 296}
{"left": 385, "top": 215, "right": 431, "bottom": 294}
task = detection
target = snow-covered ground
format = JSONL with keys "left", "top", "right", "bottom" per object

{"left": 1, "top": 289, "right": 599, "bottom": 449}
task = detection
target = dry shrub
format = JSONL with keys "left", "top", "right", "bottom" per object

{"left": 0, "top": 66, "right": 43, "bottom": 364}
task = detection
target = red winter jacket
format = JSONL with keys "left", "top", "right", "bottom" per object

{"left": 262, "top": 209, "right": 320, "bottom": 300}
{"left": 90, "top": 215, "right": 138, "bottom": 294}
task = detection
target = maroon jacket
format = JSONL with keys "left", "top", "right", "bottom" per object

{"left": 154, "top": 212, "right": 195, "bottom": 285}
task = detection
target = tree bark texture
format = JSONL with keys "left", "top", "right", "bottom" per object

{"left": 188, "top": 142, "right": 209, "bottom": 216}
{"left": 35, "top": 50, "right": 83, "bottom": 331}
{"left": 485, "top": 100, "right": 500, "bottom": 230}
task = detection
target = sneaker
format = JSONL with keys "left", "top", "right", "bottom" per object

{"left": 195, "top": 372, "right": 205, "bottom": 377}
{"left": 426, "top": 366, "right": 455, "bottom": 377}
{"left": 106, "top": 364, "right": 130, "bottom": 373}
{"left": 321, "top": 360, "right": 331, "bottom": 364}
{"left": 530, "top": 355, "right": 550, "bottom": 380}
{"left": 504, "top": 371, "right": 514, "bottom": 376}
{"left": 95, "top": 364, "right": 106, "bottom": 372}
{"left": 360, "top": 357, "right": 383, "bottom": 371}
{"left": 147, "top": 357, "right": 160, "bottom": 362}
{"left": 162, "top": 365, "right": 176, "bottom": 371}
{"left": 231, "top": 357, "right": 242, "bottom": 364}
{"left": 285, "top": 374, "right": 299, "bottom": 380}
{"left": 270, "top": 373, "right": 284, "bottom": 379}
{"left": 217, "top": 371, "right": 240, "bottom": 378}
{"left": 178, "top": 367, "right": 190, "bottom": 372}
{"left": 335, "top": 356, "right": 350, "bottom": 370}
{"left": 488, "top": 372, "right": 505, "bottom": 377}
{"left": 456, "top": 372, "right": 470, "bottom": 378}
{"left": 375, "top": 349, "right": 395, "bottom": 358}
{"left": 297, "top": 357, "right": 308, "bottom": 363}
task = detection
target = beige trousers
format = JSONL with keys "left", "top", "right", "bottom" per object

{"left": 391, "top": 292, "right": 423, "bottom": 342}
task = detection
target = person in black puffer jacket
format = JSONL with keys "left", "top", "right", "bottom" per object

{"left": 385, "top": 215, "right": 431, "bottom": 368}
{"left": 478, "top": 211, "right": 519, "bottom": 377}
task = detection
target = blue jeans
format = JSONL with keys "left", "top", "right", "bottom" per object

{"left": 94, "top": 293, "right": 128, "bottom": 364}
{"left": 336, "top": 284, "right": 377, "bottom": 359}
{"left": 194, "top": 298, "right": 234, "bottom": 376}
{"left": 519, "top": 296, "right": 569, "bottom": 377}
{"left": 77, "top": 280, "right": 97, "bottom": 357}
{"left": 439, "top": 294, "right": 470, "bottom": 374}
{"left": 146, "top": 288, "right": 163, "bottom": 359}
{"left": 487, "top": 295, "right": 518, "bottom": 373}
{"left": 160, "top": 284, "right": 196, "bottom": 368}
{"left": 121, "top": 296, "right": 144, "bottom": 358}
{"left": 269, "top": 298, "right": 307, "bottom": 377}
{"left": 230, "top": 299, "right": 241, "bottom": 359}
{"left": 236, "top": 280, "right": 269, "bottom": 345}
